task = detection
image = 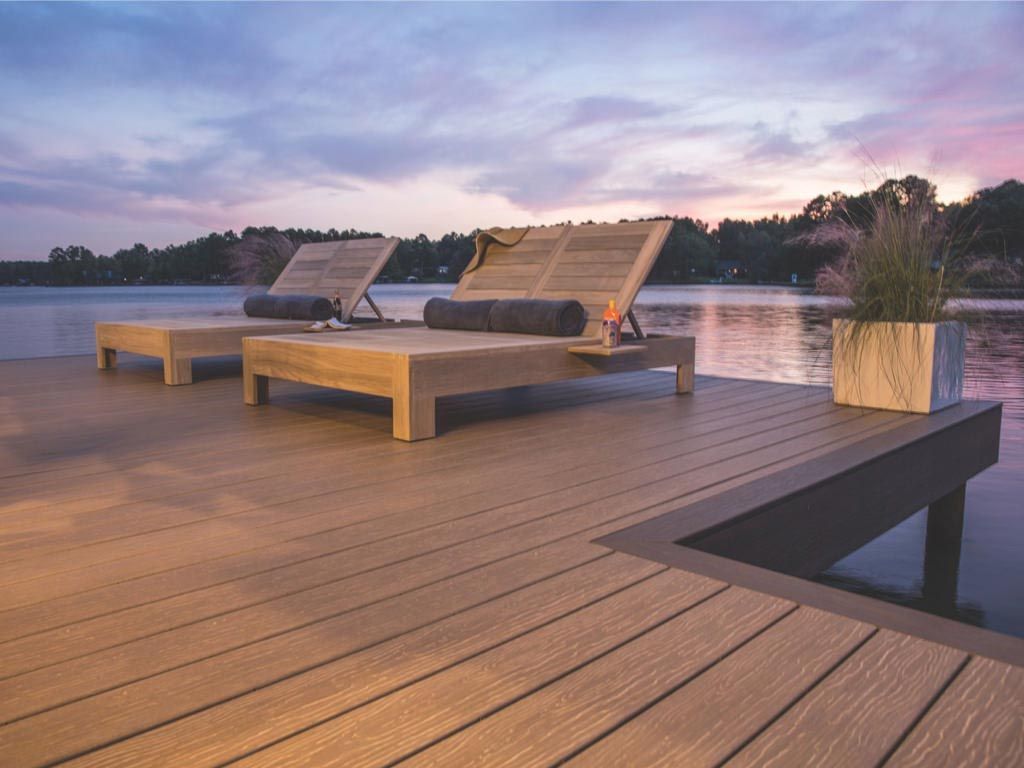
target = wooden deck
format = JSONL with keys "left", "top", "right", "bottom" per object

{"left": 0, "top": 354, "right": 1021, "bottom": 767}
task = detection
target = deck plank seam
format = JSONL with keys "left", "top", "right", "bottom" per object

{"left": 31, "top": 559, "right": 675, "bottom": 767}
{"left": 1, "top": 367, "right": 691, "bottom": 482}
{"left": 0, "top": 374, "right": 753, "bottom": 489}
{"left": 0, "top": 403, "right": 880, "bottom": 614}
{"left": 386, "top": 595, "right": 799, "bottom": 768}
{"left": 875, "top": 653, "right": 973, "bottom": 768}
{"left": 709, "top": 626, "right": 882, "bottom": 767}
{"left": 0, "top": 397, "right": 880, "bottom": 659}
{"left": 219, "top": 582, "right": 738, "bottom": 768}
{"left": 1, "top": 372, "right": 662, "bottom": 509}
{"left": 0, "top": 384, "right": 824, "bottom": 607}
{"left": 0, "top": 377, "right": 800, "bottom": 525}
{"left": 0, "top": 547, "right": 619, "bottom": 720}
{"left": 0, "top": 528, "right": 654, "bottom": 715}
{"left": 0, "top": 385, "right": 831, "bottom": 584}
{"left": 0, "top": 371, "right": 738, "bottom": 515}
{"left": 587, "top": 409, "right": 905, "bottom": 536}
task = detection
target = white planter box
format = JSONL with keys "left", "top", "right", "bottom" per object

{"left": 832, "top": 320, "right": 966, "bottom": 414}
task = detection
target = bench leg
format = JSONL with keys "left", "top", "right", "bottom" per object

{"left": 96, "top": 343, "right": 117, "bottom": 370}
{"left": 163, "top": 356, "right": 193, "bottom": 386}
{"left": 676, "top": 362, "right": 694, "bottom": 394}
{"left": 393, "top": 393, "right": 436, "bottom": 441}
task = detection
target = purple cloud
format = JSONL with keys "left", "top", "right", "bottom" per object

{"left": 0, "top": 2, "right": 1022, "bottom": 258}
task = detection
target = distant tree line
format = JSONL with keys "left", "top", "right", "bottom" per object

{"left": 1, "top": 177, "right": 1021, "bottom": 287}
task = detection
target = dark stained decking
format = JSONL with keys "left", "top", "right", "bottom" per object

{"left": 0, "top": 354, "right": 1021, "bottom": 767}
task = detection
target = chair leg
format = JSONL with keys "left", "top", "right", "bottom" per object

{"left": 676, "top": 362, "right": 694, "bottom": 394}
{"left": 393, "top": 393, "right": 436, "bottom": 441}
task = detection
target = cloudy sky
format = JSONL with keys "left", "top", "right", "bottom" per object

{"left": 1, "top": 2, "right": 1021, "bottom": 259}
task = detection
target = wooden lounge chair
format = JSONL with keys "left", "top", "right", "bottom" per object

{"left": 243, "top": 221, "right": 696, "bottom": 440}
{"left": 95, "top": 238, "right": 404, "bottom": 385}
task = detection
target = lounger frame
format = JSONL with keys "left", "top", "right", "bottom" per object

{"left": 242, "top": 220, "right": 695, "bottom": 440}
{"left": 95, "top": 238, "right": 402, "bottom": 385}
{"left": 244, "top": 329, "right": 695, "bottom": 441}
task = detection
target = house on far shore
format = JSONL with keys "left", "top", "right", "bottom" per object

{"left": 715, "top": 259, "right": 747, "bottom": 279}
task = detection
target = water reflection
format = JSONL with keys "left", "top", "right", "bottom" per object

{"left": 2, "top": 283, "right": 1022, "bottom": 637}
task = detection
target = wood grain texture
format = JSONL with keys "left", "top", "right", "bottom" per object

{"left": 0, "top": 355, "right": 1019, "bottom": 768}
{"left": 231, "top": 572, "right": 739, "bottom": 768}
{"left": 728, "top": 630, "right": 966, "bottom": 768}
{"left": 568, "top": 607, "right": 873, "bottom": 767}
{"left": 62, "top": 554, "right": 679, "bottom": 767}
{"left": 885, "top": 656, "right": 1024, "bottom": 767}
{"left": 391, "top": 588, "right": 793, "bottom": 768}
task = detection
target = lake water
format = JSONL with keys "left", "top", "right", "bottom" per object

{"left": 2, "top": 284, "right": 1022, "bottom": 638}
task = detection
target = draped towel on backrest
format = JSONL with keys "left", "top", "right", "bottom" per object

{"left": 460, "top": 226, "right": 531, "bottom": 276}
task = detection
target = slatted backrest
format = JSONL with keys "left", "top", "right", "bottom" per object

{"left": 450, "top": 220, "right": 671, "bottom": 337}
{"left": 531, "top": 220, "right": 672, "bottom": 336}
{"left": 269, "top": 238, "right": 398, "bottom": 322}
{"left": 451, "top": 226, "right": 569, "bottom": 302}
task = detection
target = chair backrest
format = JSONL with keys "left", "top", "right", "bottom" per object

{"left": 452, "top": 220, "right": 672, "bottom": 336}
{"left": 269, "top": 238, "right": 399, "bottom": 322}
{"left": 451, "top": 226, "right": 569, "bottom": 302}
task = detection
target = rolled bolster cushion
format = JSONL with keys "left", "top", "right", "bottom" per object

{"left": 243, "top": 294, "right": 334, "bottom": 321}
{"left": 487, "top": 298, "right": 587, "bottom": 337}
{"left": 423, "top": 297, "right": 498, "bottom": 331}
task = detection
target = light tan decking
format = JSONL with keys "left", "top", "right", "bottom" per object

{"left": 0, "top": 354, "right": 1021, "bottom": 767}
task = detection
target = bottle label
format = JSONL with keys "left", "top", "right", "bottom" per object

{"left": 602, "top": 319, "right": 620, "bottom": 348}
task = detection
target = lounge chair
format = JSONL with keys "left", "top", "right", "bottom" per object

{"left": 95, "top": 238, "right": 405, "bottom": 385}
{"left": 243, "top": 221, "right": 696, "bottom": 440}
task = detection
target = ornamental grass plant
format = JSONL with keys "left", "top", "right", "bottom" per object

{"left": 810, "top": 190, "right": 1011, "bottom": 410}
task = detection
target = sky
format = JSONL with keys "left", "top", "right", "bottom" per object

{"left": 1, "top": 2, "right": 1022, "bottom": 260}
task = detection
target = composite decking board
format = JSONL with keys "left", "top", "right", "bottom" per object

{"left": 3, "top": 549, "right": 676, "bottom": 767}
{"left": 1, "top": 379, "right": 812, "bottom": 569}
{"left": 2, "top": 370, "right": 745, "bottom": 505}
{"left": 2, "top": 399, "right": 880, "bottom": 675}
{"left": 68, "top": 568, "right": 722, "bottom": 768}
{"left": 0, "top": 372, "right": 660, "bottom": 526}
{"left": 0, "top": 382, "right": 815, "bottom": 593}
{"left": 566, "top": 608, "right": 875, "bottom": 767}
{"left": 0, "top": 356, "right": 1018, "bottom": 766}
{"left": 0, "top": 393, "right": 880, "bottom": 622}
{"left": 884, "top": 657, "right": 1024, "bottom": 767}
{"left": 0, "top": 376, "right": 782, "bottom": 581}
{"left": 2, "top": 355, "right": 660, "bottom": 462}
{"left": 56, "top": 555, "right": 682, "bottom": 768}
{"left": 6, "top": 401, "right": 899, "bottom": 651}
{"left": 0, "top": 384, "right": 828, "bottom": 639}
{"left": 2, "top": 399, "right": 888, "bottom": 606}
{"left": 727, "top": 630, "right": 967, "bottom": 768}
{"left": 2, "top": 378, "right": 815, "bottom": 540}
{"left": 0, "top": 387, "right": 813, "bottom": 643}
{"left": 0, "top": 406, "right": 889, "bottom": 708}
{"left": 1, "top": 366, "right": 686, "bottom": 521}
{"left": 2, "top": 362, "right": 720, "bottom": 489}
{"left": 384, "top": 589, "right": 795, "bottom": 768}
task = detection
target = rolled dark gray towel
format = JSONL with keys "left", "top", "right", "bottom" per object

{"left": 487, "top": 298, "right": 587, "bottom": 337}
{"left": 423, "top": 297, "right": 498, "bottom": 331}
{"left": 243, "top": 293, "right": 333, "bottom": 321}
